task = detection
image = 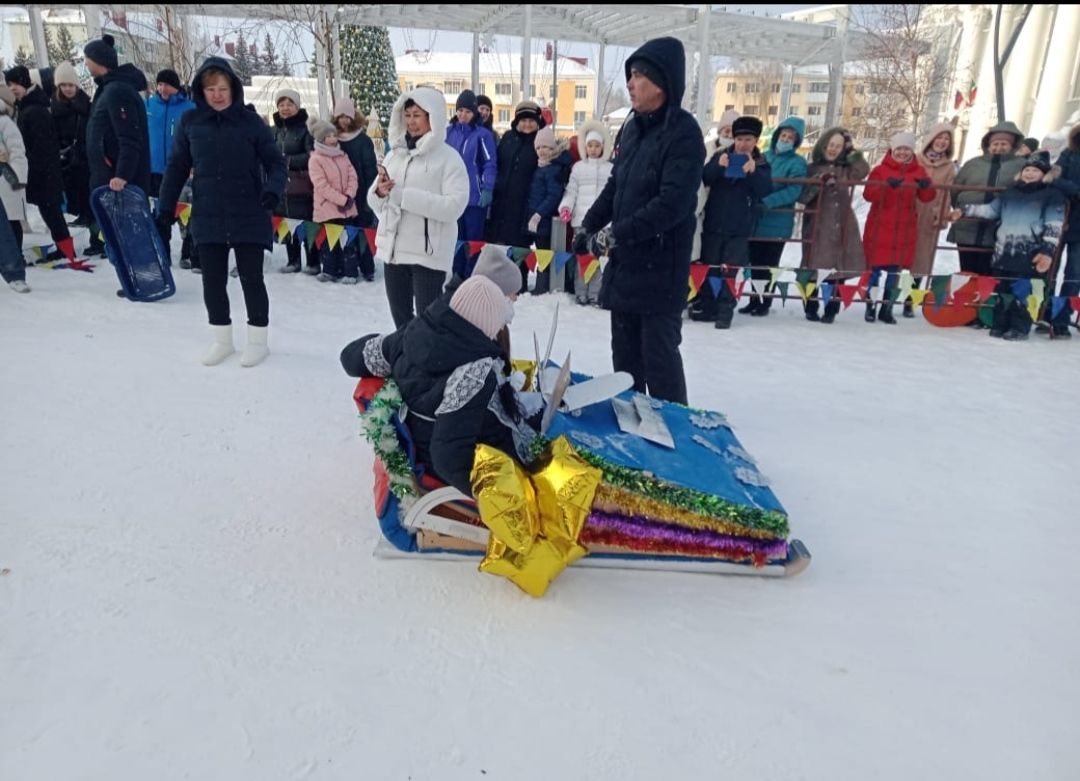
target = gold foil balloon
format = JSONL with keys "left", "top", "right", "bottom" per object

{"left": 480, "top": 535, "right": 587, "bottom": 598}
{"left": 532, "top": 436, "right": 602, "bottom": 545}
{"left": 471, "top": 444, "right": 539, "bottom": 554}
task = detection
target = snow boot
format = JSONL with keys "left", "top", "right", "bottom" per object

{"left": 804, "top": 299, "right": 821, "bottom": 322}
{"left": 280, "top": 263, "right": 301, "bottom": 273}
{"left": 738, "top": 297, "right": 762, "bottom": 315}
{"left": 8, "top": 279, "right": 30, "bottom": 293}
{"left": 202, "top": 324, "right": 236, "bottom": 366}
{"left": 864, "top": 302, "right": 877, "bottom": 323}
{"left": 240, "top": 325, "right": 269, "bottom": 367}
{"left": 1052, "top": 324, "right": 1072, "bottom": 340}
{"left": 902, "top": 299, "right": 915, "bottom": 318}
{"left": 821, "top": 299, "right": 841, "bottom": 324}
{"left": 878, "top": 303, "right": 897, "bottom": 324}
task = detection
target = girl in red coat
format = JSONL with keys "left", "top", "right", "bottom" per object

{"left": 862, "top": 132, "right": 936, "bottom": 323}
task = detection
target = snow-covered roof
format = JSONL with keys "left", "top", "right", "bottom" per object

{"left": 396, "top": 52, "right": 595, "bottom": 79}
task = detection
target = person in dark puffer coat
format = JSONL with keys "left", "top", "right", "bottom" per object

{"left": 1049, "top": 122, "right": 1080, "bottom": 335}
{"left": 577, "top": 37, "right": 706, "bottom": 405}
{"left": 50, "top": 61, "right": 94, "bottom": 230}
{"left": 525, "top": 125, "right": 573, "bottom": 295}
{"left": 272, "top": 89, "right": 316, "bottom": 273}
{"left": 488, "top": 100, "right": 545, "bottom": 250}
{"left": 340, "top": 275, "right": 537, "bottom": 497}
{"left": 332, "top": 95, "right": 378, "bottom": 281}
{"left": 157, "top": 58, "right": 287, "bottom": 367}
{"left": 445, "top": 88, "right": 498, "bottom": 261}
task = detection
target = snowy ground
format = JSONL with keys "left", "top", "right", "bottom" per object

{"left": 3, "top": 221, "right": 1079, "bottom": 781}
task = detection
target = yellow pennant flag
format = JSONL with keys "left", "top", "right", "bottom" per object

{"left": 769, "top": 266, "right": 783, "bottom": 289}
{"left": 909, "top": 288, "right": 929, "bottom": 308}
{"left": 534, "top": 249, "right": 554, "bottom": 271}
{"left": 1027, "top": 295, "right": 1040, "bottom": 322}
{"left": 897, "top": 270, "right": 915, "bottom": 301}
{"left": 583, "top": 258, "right": 600, "bottom": 283}
{"left": 324, "top": 222, "right": 345, "bottom": 250}
{"left": 798, "top": 282, "right": 817, "bottom": 302}
{"left": 179, "top": 204, "right": 193, "bottom": 226}
{"left": 276, "top": 220, "right": 290, "bottom": 241}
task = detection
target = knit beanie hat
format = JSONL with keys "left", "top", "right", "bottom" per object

{"left": 455, "top": 89, "right": 478, "bottom": 114}
{"left": 1022, "top": 150, "right": 1052, "bottom": 173}
{"left": 534, "top": 126, "right": 556, "bottom": 150}
{"left": 4, "top": 65, "right": 31, "bottom": 89}
{"left": 890, "top": 131, "right": 916, "bottom": 151}
{"left": 275, "top": 88, "right": 302, "bottom": 109}
{"left": 732, "top": 116, "right": 763, "bottom": 138}
{"left": 514, "top": 100, "right": 541, "bottom": 124}
{"left": 449, "top": 275, "right": 510, "bottom": 340}
{"left": 308, "top": 118, "right": 336, "bottom": 143}
{"left": 83, "top": 35, "right": 118, "bottom": 71}
{"left": 1020, "top": 136, "right": 1040, "bottom": 153}
{"left": 155, "top": 69, "right": 181, "bottom": 90}
{"left": 585, "top": 129, "right": 604, "bottom": 145}
{"left": 332, "top": 95, "right": 355, "bottom": 119}
{"left": 53, "top": 61, "right": 79, "bottom": 87}
{"left": 627, "top": 57, "right": 667, "bottom": 96}
{"left": 472, "top": 244, "right": 521, "bottom": 298}
{"left": 476, "top": 94, "right": 493, "bottom": 111}
{"left": 716, "top": 109, "right": 739, "bottom": 133}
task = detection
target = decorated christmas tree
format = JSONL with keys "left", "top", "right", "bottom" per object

{"left": 340, "top": 25, "right": 399, "bottom": 131}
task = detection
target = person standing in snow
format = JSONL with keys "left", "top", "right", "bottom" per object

{"left": 476, "top": 94, "right": 497, "bottom": 137}
{"left": 525, "top": 126, "right": 573, "bottom": 295}
{"left": 445, "top": 89, "right": 498, "bottom": 278}
{"left": 50, "top": 62, "right": 94, "bottom": 238}
{"left": 559, "top": 120, "right": 613, "bottom": 305}
{"left": 0, "top": 197, "right": 29, "bottom": 293}
{"left": 911, "top": 122, "right": 958, "bottom": 312}
{"left": 332, "top": 95, "right": 378, "bottom": 281}
{"left": 308, "top": 118, "right": 359, "bottom": 283}
{"left": 146, "top": 69, "right": 196, "bottom": 263}
{"left": 1047, "top": 122, "right": 1080, "bottom": 337}
{"left": 487, "top": 100, "right": 545, "bottom": 252}
{"left": 575, "top": 37, "right": 705, "bottom": 404}
{"left": 368, "top": 86, "right": 469, "bottom": 330}
{"left": 0, "top": 85, "right": 28, "bottom": 255}
{"left": 4, "top": 64, "right": 75, "bottom": 263}
{"left": 157, "top": 58, "right": 287, "bottom": 367}
{"left": 272, "top": 90, "right": 316, "bottom": 274}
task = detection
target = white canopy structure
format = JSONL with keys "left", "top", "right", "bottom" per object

{"left": 20, "top": 3, "right": 875, "bottom": 125}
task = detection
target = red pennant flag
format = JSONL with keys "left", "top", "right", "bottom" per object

{"left": 467, "top": 240, "right": 485, "bottom": 256}
{"left": 577, "top": 254, "right": 594, "bottom": 276}
{"left": 314, "top": 225, "right": 328, "bottom": 250}
{"left": 525, "top": 251, "right": 537, "bottom": 271}
{"left": 954, "top": 90, "right": 964, "bottom": 110}
{"left": 838, "top": 284, "right": 858, "bottom": 309}
{"left": 364, "top": 228, "right": 378, "bottom": 256}
{"left": 174, "top": 201, "right": 188, "bottom": 219}
{"left": 856, "top": 271, "right": 871, "bottom": 298}
{"left": 1070, "top": 296, "right": 1080, "bottom": 318}
{"left": 952, "top": 283, "right": 977, "bottom": 307}
{"left": 689, "top": 264, "right": 709, "bottom": 292}
{"left": 271, "top": 215, "right": 283, "bottom": 232}
{"left": 976, "top": 275, "right": 997, "bottom": 302}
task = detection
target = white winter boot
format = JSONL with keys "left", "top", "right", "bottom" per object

{"left": 240, "top": 325, "right": 269, "bottom": 367}
{"left": 8, "top": 280, "right": 30, "bottom": 293}
{"left": 202, "top": 324, "right": 236, "bottom": 366}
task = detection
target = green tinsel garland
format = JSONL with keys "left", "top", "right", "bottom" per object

{"left": 358, "top": 380, "right": 417, "bottom": 501}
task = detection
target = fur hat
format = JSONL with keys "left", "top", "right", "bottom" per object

{"left": 449, "top": 276, "right": 510, "bottom": 340}
{"left": 455, "top": 89, "right": 478, "bottom": 114}
{"left": 308, "top": 118, "right": 337, "bottom": 143}
{"left": 890, "top": 131, "right": 917, "bottom": 151}
{"left": 716, "top": 109, "right": 740, "bottom": 132}
{"left": 732, "top": 116, "right": 763, "bottom": 138}
{"left": 332, "top": 95, "right": 355, "bottom": 119}
{"left": 83, "top": 34, "right": 118, "bottom": 71}
{"left": 53, "top": 61, "right": 79, "bottom": 88}
{"left": 585, "top": 129, "right": 604, "bottom": 145}
{"left": 4, "top": 65, "right": 31, "bottom": 89}
{"left": 534, "top": 126, "right": 556, "bottom": 150}
{"left": 472, "top": 244, "right": 521, "bottom": 298}
{"left": 1022, "top": 150, "right": 1052, "bottom": 173}
{"left": 275, "top": 88, "right": 302, "bottom": 109}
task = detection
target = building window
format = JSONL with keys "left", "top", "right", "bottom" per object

{"left": 855, "top": 84, "right": 866, "bottom": 95}
{"left": 743, "top": 105, "right": 759, "bottom": 116}
{"left": 726, "top": 82, "right": 737, "bottom": 93}
{"left": 724, "top": 104, "right": 735, "bottom": 112}
{"left": 745, "top": 82, "right": 760, "bottom": 94}
{"left": 575, "top": 85, "right": 587, "bottom": 99}
{"left": 809, "top": 82, "right": 830, "bottom": 93}
{"left": 574, "top": 111, "right": 586, "bottom": 123}
{"left": 770, "top": 83, "right": 781, "bottom": 93}
{"left": 767, "top": 105, "right": 778, "bottom": 116}
{"left": 807, "top": 105, "right": 822, "bottom": 115}
{"left": 498, "top": 109, "right": 510, "bottom": 122}
{"left": 791, "top": 83, "right": 802, "bottom": 94}
{"left": 789, "top": 105, "right": 799, "bottom": 115}
{"left": 529, "top": 83, "right": 537, "bottom": 98}
{"left": 850, "top": 106, "right": 862, "bottom": 117}
{"left": 495, "top": 82, "right": 512, "bottom": 96}
{"left": 476, "top": 83, "right": 486, "bottom": 96}
{"left": 444, "top": 80, "right": 463, "bottom": 95}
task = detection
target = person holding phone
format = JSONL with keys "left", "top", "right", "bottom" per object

{"left": 698, "top": 115, "right": 772, "bottom": 329}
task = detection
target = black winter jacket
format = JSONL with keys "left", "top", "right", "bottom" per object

{"left": 340, "top": 297, "right": 532, "bottom": 497}
{"left": 488, "top": 122, "right": 542, "bottom": 246}
{"left": 50, "top": 89, "right": 91, "bottom": 170}
{"left": 702, "top": 147, "right": 773, "bottom": 237}
{"left": 272, "top": 108, "right": 314, "bottom": 219}
{"left": 582, "top": 37, "right": 706, "bottom": 314}
{"left": 158, "top": 58, "right": 287, "bottom": 248}
{"left": 1055, "top": 125, "right": 1080, "bottom": 243}
{"left": 85, "top": 63, "right": 151, "bottom": 192}
{"left": 339, "top": 131, "right": 378, "bottom": 225}
{"left": 14, "top": 85, "right": 65, "bottom": 205}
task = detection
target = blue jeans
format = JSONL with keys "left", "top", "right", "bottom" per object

{"left": 0, "top": 197, "right": 25, "bottom": 284}
{"left": 1053, "top": 241, "right": 1080, "bottom": 325}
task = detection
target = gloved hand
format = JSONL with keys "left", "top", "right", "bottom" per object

{"left": 916, "top": 177, "right": 932, "bottom": 189}
{"left": 559, "top": 207, "right": 572, "bottom": 223}
{"left": 343, "top": 195, "right": 355, "bottom": 210}
{"left": 820, "top": 172, "right": 837, "bottom": 187}
{"left": 588, "top": 225, "right": 615, "bottom": 257}
{"left": 259, "top": 191, "right": 279, "bottom": 210}
{"left": 886, "top": 177, "right": 903, "bottom": 189}
{"left": 572, "top": 230, "right": 589, "bottom": 255}
{"left": 527, "top": 212, "right": 541, "bottom": 234}
{"left": 478, "top": 189, "right": 493, "bottom": 208}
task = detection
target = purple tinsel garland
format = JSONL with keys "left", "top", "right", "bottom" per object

{"left": 584, "top": 511, "right": 788, "bottom": 559}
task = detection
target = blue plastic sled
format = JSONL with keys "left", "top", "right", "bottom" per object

{"left": 90, "top": 184, "right": 175, "bottom": 302}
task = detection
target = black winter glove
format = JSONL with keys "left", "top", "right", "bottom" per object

{"left": 588, "top": 225, "right": 616, "bottom": 257}
{"left": 916, "top": 177, "right": 932, "bottom": 189}
{"left": 886, "top": 177, "right": 903, "bottom": 189}
{"left": 572, "top": 230, "right": 590, "bottom": 255}
{"left": 259, "top": 191, "right": 279, "bottom": 210}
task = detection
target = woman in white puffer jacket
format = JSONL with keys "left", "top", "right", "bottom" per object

{"left": 558, "top": 119, "right": 612, "bottom": 304}
{"left": 368, "top": 86, "right": 469, "bottom": 329}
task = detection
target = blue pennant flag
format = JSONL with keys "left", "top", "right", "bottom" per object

{"left": 742, "top": 265, "right": 753, "bottom": 280}
{"left": 708, "top": 276, "right": 723, "bottom": 296}
{"left": 1011, "top": 278, "right": 1032, "bottom": 300}
{"left": 293, "top": 223, "right": 305, "bottom": 244}
{"left": 819, "top": 281, "right": 834, "bottom": 304}
{"left": 345, "top": 225, "right": 361, "bottom": 246}
{"left": 553, "top": 251, "right": 573, "bottom": 272}
{"left": 868, "top": 268, "right": 882, "bottom": 291}
{"left": 1051, "top": 296, "right": 1067, "bottom": 321}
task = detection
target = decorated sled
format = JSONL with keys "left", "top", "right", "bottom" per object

{"left": 353, "top": 362, "right": 811, "bottom": 596}
{"left": 90, "top": 184, "right": 175, "bottom": 302}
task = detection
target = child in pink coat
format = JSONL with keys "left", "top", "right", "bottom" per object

{"left": 309, "top": 118, "right": 359, "bottom": 282}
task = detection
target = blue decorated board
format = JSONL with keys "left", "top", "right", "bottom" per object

{"left": 90, "top": 184, "right": 175, "bottom": 302}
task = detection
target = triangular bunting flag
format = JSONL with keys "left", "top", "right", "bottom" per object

{"left": 276, "top": 219, "right": 291, "bottom": 242}
{"left": 797, "top": 282, "right": 817, "bottom": 302}
{"left": 976, "top": 274, "right": 997, "bottom": 302}
{"left": 897, "top": 270, "right": 914, "bottom": 302}
{"left": 174, "top": 201, "right": 188, "bottom": 219}
{"left": 819, "top": 282, "right": 834, "bottom": 305}
{"left": 775, "top": 281, "right": 790, "bottom": 303}
{"left": 769, "top": 266, "right": 783, "bottom": 290}
{"left": 324, "top": 223, "right": 345, "bottom": 250}
{"left": 271, "top": 215, "right": 283, "bottom": 232}
{"left": 1071, "top": 297, "right": 1080, "bottom": 319}
{"left": 909, "top": 288, "right": 929, "bottom": 308}
{"left": 364, "top": 228, "right": 378, "bottom": 256}
{"left": 510, "top": 246, "right": 531, "bottom": 265}
{"left": 312, "top": 224, "right": 328, "bottom": 250}
{"left": 838, "top": 284, "right": 858, "bottom": 309}
{"left": 344, "top": 225, "right": 360, "bottom": 247}
{"left": 178, "top": 204, "right": 193, "bottom": 226}
{"left": 1026, "top": 294, "right": 1040, "bottom": 323}
{"left": 468, "top": 240, "right": 485, "bottom": 256}
{"left": 795, "top": 268, "right": 814, "bottom": 288}
{"left": 534, "top": 249, "right": 555, "bottom": 271}
{"left": 929, "top": 275, "right": 951, "bottom": 311}
{"left": 525, "top": 251, "right": 538, "bottom": 271}
{"left": 708, "top": 277, "right": 723, "bottom": 297}
{"left": 1030, "top": 279, "right": 1045, "bottom": 305}
{"left": 579, "top": 255, "right": 600, "bottom": 283}
{"left": 1011, "top": 278, "right": 1032, "bottom": 300}
{"left": 689, "top": 264, "right": 709, "bottom": 294}
{"left": 553, "top": 251, "right": 573, "bottom": 273}
{"left": 1051, "top": 296, "right": 1067, "bottom": 321}
{"left": 741, "top": 265, "right": 753, "bottom": 280}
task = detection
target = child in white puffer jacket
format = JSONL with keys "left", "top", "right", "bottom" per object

{"left": 559, "top": 120, "right": 612, "bottom": 305}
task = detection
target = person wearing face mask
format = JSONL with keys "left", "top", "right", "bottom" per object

{"left": 688, "top": 108, "right": 738, "bottom": 306}
{"left": 797, "top": 127, "right": 870, "bottom": 323}
{"left": 487, "top": 100, "right": 545, "bottom": 258}
{"left": 948, "top": 152, "right": 1065, "bottom": 340}
{"left": 861, "top": 132, "right": 936, "bottom": 324}
{"left": 745, "top": 115, "right": 807, "bottom": 316}
{"left": 369, "top": 86, "right": 469, "bottom": 329}
{"left": 947, "top": 120, "right": 1026, "bottom": 285}
{"left": 911, "top": 122, "right": 959, "bottom": 312}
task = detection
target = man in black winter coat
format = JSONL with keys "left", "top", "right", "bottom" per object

{"left": 4, "top": 65, "right": 74, "bottom": 260}
{"left": 576, "top": 37, "right": 705, "bottom": 405}
{"left": 82, "top": 35, "right": 151, "bottom": 196}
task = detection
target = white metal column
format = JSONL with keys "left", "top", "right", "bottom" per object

{"left": 694, "top": 4, "right": 713, "bottom": 126}
{"left": 1003, "top": 3, "right": 1051, "bottom": 131}
{"left": 330, "top": 8, "right": 343, "bottom": 102}
{"left": 471, "top": 32, "right": 481, "bottom": 92}
{"left": 315, "top": 8, "right": 329, "bottom": 119}
{"left": 594, "top": 43, "right": 606, "bottom": 119}
{"left": 521, "top": 5, "right": 532, "bottom": 103}
{"left": 28, "top": 5, "right": 50, "bottom": 68}
{"left": 778, "top": 64, "right": 794, "bottom": 119}
{"left": 824, "top": 5, "right": 849, "bottom": 127}
{"left": 1028, "top": 5, "right": 1080, "bottom": 138}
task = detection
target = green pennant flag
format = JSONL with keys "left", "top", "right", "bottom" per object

{"left": 510, "top": 246, "right": 531, "bottom": 265}
{"left": 795, "top": 268, "right": 814, "bottom": 287}
{"left": 775, "top": 281, "right": 790, "bottom": 303}
{"left": 929, "top": 275, "right": 950, "bottom": 311}
{"left": 304, "top": 221, "right": 320, "bottom": 252}
{"left": 887, "top": 285, "right": 902, "bottom": 303}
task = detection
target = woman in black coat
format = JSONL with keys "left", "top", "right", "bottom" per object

{"left": 487, "top": 100, "right": 545, "bottom": 252}
{"left": 50, "top": 63, "right": 94, "bottom": 231}
{"left": 271, "top": 89, "right": 315, "bottom": 273}
{"left": 158, "top": 58, "right": 286, "bottom": 368}
{"left": 332, "top": 96, "right": 378, "bottom": 280}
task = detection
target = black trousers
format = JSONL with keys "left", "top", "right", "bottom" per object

{"left": 610, "top": 309, "right": 687, "bottom": 405}
{"left": 749, "top": 240, "right": 785, "bottom": 309}
{"left": 384, "top": 263, "right": 446, "bottom": 330}
{"left": 957, "top": 246, "right": 993, "bottom": 276}
{"left": 9, "top": 219, "right": 22, "bottom": 252}
{"left": 149, "top": 173, "right": 173, "bottom": 260}
{"left": 199, "top": 243, "right": 269, "bottom": 327}
{"left": 35, "top": 197, "right": 71, "bottom": 243}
